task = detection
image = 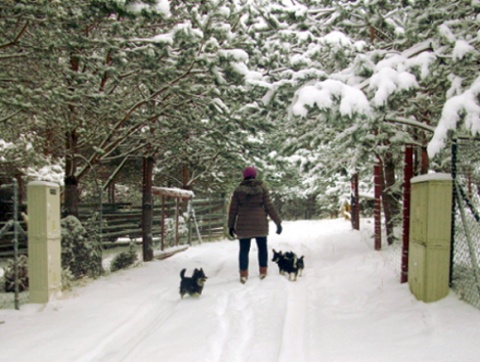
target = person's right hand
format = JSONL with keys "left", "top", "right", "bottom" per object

{"left": 229, "top": 228, "right": 236, "bottom": 238}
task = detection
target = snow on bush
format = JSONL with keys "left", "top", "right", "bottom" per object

{"left": 110, "top": 243, "right": 138, "bottom": 272}
{"left": 61, "top": 216, "right": 103, "bottom": 279}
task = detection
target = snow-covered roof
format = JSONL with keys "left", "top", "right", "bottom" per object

{"left": 152, "top": 187, "right": 194, "bottom": 199}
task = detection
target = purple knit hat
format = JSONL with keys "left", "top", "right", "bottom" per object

{"left": 242, "top": 166, "right": 257, "bottom": 179}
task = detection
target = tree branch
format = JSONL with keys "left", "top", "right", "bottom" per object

{"left": 0, "top": 21, "right": 29, "bottom": 50}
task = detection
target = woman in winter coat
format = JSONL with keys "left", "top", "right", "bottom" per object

{"left": 228, "top": 166, "right": 282, "bottom": 284}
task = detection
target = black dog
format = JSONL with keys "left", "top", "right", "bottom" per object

{"left": 272, "top": 249, "right": 286, "bottom": 275}
{"left": 179, "top": 268, "right": 208, "bottom": 298}
{"left": 272, "top": 249, "right": 305, "bottom": 281}
{"left": 296, "top": 255, "right": 305, "bottom": 277}
{"left": 283, "top": 252, "right": 299, "bottom": 281}
{"left": 272, "top": 249, "right": 295, "bottom": 276}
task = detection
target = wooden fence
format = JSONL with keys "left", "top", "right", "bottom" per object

{"left": 0, "top": 196, "right": 227, "bottom": 257}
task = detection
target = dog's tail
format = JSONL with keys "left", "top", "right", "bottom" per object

{"left": 180, "top": 268, "right": 186, "bottom": 279}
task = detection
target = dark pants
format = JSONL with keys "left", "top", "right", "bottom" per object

{"left": 239, "top": 237, "right": 268, "bottom": 271}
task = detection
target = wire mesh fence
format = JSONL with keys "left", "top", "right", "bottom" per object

{"left": 450, "top": 137, "right": 480, "bottom": 309}
{"left": 0, "top": 180, "right": 29, "bottom": 309}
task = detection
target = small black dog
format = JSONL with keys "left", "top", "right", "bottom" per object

{"left": 271, "top": 249, "right": 305, "bottom": 281}
{"left": 296, "top": 255, "right": 305, "bottom": 277}
{"left": 272, "top": 249, "right": 286, "bottom": 275}
{"left": 283, "top": 252, "right": 299, "bottom": 281}
{"left": 179, "top": 268, "right": 208, "bottom": 298}
{"left": 272, "top": 249, "right": 295, "bottom": 275}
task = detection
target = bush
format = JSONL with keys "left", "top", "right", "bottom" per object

{"left": 110, "top": 243, "right": 138, "bottom": 272}
{"left": 2, "top": 255, "right": 29, "bottom": 292}
{"left": 61, "top": 215, "right": 103, "bottom": 279}
{"left": 61, "top": 268, "right": 75, "bottom": 291}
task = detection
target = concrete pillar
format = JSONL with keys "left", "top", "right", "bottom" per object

{"left": 27, "top": 181, "right": 62, "bottom": 303}
{"left": 408, "top": 174, "right": 452, "bottom": 302}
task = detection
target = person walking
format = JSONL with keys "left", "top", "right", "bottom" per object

{"left": 228, "top": 166, "right": 282, "bottom": 284}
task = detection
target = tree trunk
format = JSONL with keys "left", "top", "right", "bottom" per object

{"left": 304, "top": 194, "right": 316, "bottom": 220}
{"left": 420, "top": 146, "right": 429, "bottom": 174}
{"left": 374, "top": 161, "right": 382, "bottom": 251}
{"left": 182, "top": 163, "right": 190, "bottom": 213}
{"left": 108, "top": 182, "right": 115, "bottom": 204}
{"left": 142, "top": 156, "right": 154, "bottom": 262}
{"left": 382, "top": 153, "right": 398, "bottom": 245}
{"left": 63, "top": 129, "right": 79, "bottom": 217}
{"left": 64, "top": 175, "right": 79, "bottom": 218}
{"left": 64, "top": 55, "right": 81, "bottom": 218}
{"left": 182, "top": 163, "right": 190, "bottom": 190}
{"left": 351, "top": 172, "right": 360, "bottom": 230}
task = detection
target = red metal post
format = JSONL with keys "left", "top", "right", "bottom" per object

{"left": 401, "top": 145, "right": 413, "bottom": 283}
{"left": 374, "top": 161, "right": 382, "bottom": 251}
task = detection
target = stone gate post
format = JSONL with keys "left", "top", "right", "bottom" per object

{"left": 27, "top": 181, "right": 62, "bottom": 303}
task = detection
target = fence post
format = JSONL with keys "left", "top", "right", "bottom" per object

{"left": 408, "top": 174, "right": 452, "bottom": 302}
{"left": 449, "top": 135, "right": 457, "bottom": 285}
{"left": 27, "top": 181, "right": 62, "bottom": 303}
{"left": 401, "top": 145, "right": 413, "bottom": 283}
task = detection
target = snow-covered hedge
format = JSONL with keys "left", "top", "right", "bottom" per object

{"left": 61, "top": 216, "right": 103, "bottom": 279}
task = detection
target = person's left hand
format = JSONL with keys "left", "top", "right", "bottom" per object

{"left": 229, "top": 228, "right": 236, "bottom": 238}
{"left": 276, "top": 224, "right": 282, "bottom": 235}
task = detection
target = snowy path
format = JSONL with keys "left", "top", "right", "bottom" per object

{"left": 1, "top": 219, "right": 480, "bottom": 362}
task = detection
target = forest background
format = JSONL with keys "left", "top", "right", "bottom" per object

{"left": 1, "top": 0, "right": 479, "bottom": 237}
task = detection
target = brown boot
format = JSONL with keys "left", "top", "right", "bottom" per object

{"left": 259, "top": 267, "right": 267, "bottom": 280}
{"left": 240, "top": 270, "right": 248, "bottom": 284}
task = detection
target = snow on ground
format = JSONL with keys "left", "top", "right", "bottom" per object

{"left": 1, "top": 218, "right": 480, "bottom": 362}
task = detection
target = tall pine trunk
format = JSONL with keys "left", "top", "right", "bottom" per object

{"left": 142, "top": 156, "right": 154, "bottom": 262}
{"left": 63, "top": 55, "right": 81, "bottom": 218}
{"left": 64, "top": 129, "right": 79, "bottom": 217}
{"left": 382, "top": 153, "right": 398, "bottom": 245}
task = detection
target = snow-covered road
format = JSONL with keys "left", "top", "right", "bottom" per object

{"left": 1, "top": 219, "right": 480, "bottom": 362}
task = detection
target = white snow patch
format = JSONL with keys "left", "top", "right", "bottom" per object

{"left": 411, "top": 173, "right": 452, "bottom": 183}
{"left": 428, "top": 76, "right": 480, "bottom": 157}
{"left": 1, "top": 219, "right": 480, "bottom": 362}
{"left": 452, "top": 39, "right": 476, "bottom": 61}
{"left": 292, "top": 80, "right": 371, "bottom": 117}
{"left": 126, "top": 0, "right": 171, "bottom": 17}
